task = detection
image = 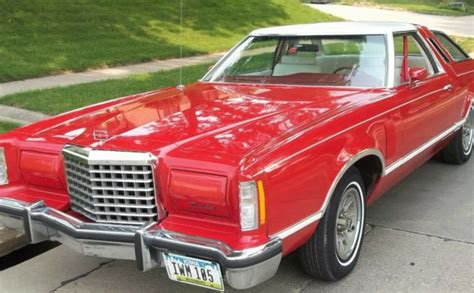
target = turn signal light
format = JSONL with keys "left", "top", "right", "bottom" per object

{"left": 239, "top": 180, "right": 266, "bottom": 231}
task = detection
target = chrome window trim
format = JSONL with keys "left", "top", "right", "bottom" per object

{"left": 418, "top": 32, "right": 445, "bottom": 74}
{"left": 203, "top": 33, "right": 392, "bottom": 89}
{"left": 386, "top": 31, "right": 395, "bottom": 88}
{"left": 432, "top": 31, "right": 471, "bottom": 62}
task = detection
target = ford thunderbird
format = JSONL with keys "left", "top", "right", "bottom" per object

{"left": 0, "top": 22, "right": 472, "bottom": 290}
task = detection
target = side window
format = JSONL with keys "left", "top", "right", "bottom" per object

{"left": 393, "top": 34, "right": 436, "bottom": 86}
{"left": 433, "top": 32, "right": 469, "bottom": 62}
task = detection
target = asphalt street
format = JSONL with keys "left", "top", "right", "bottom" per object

{"left": 1, "top": 157, "right": 473, "bottom": 292}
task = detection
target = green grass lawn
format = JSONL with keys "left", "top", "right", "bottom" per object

{"left": 335, "top": 0, "right": 474, "bottom": 16}
{"left": 452, "top": 36, "right": 474, "bottom": 55}
{"left": 0, "top": 34, "right": 471, "bottom": 116}
{"left": 0, "top": 0, "right": 337, "bottom": 83}
{"left": 0, "top": 121, "right": 20, "bottom": 133}
{"left": 0, "top": 64, "right": 210, "bottom": 116}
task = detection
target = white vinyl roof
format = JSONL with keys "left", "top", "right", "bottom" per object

{"left": 250, "top": 21, "right": 419, "bottom": 36}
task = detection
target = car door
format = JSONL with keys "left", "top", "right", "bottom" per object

{"left": 392, "top": 32, "right": 461, "bottom": 160}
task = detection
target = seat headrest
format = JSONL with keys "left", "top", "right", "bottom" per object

{"left": 281, "top": 53, "right": 317, "bottom": 65}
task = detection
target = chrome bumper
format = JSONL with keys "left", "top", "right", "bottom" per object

{"left": 0, "top": 198, "right": 282, "bottom": 290}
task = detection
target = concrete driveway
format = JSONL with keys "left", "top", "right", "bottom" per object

{"left": 309, "top": 4, "right": 474, "bottom": 37}
{"left": 1, "top": 158, "right": 473, "bottom": 292}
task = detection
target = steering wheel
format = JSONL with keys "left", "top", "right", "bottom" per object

{"left": 333, "top": 67, "right": 354, "bottom": 75}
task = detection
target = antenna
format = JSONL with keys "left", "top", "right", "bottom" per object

{"left": 177, "top": 0, "right": 185, "bottom": 91}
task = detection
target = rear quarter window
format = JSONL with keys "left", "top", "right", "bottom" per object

{"left": 428, "top": 38, "right": 450, "bottom": 63}
{"left": 433, "top": 33, "right": 470, "bottom": 62}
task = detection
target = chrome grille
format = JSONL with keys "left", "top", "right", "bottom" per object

{"left": 63, "top": 145, "right": 158, "bottom": 225}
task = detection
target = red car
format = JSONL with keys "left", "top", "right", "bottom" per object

{"left": 0, "top": 22, "right": 472, "bottom": 291}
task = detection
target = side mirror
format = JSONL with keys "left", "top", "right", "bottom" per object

{"left": 409, "top": 67, "right": 428, "bottom": 82}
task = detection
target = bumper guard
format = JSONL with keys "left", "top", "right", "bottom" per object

{"left": 0, "top": 198, "right": 282, "bottom": 289}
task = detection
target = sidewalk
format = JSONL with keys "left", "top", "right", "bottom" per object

{"left": 0, "top": 53, "right": 224, "bottom": 98}
{"left": 309, "top": 4, "right": 474, "bottom": 37}
{"left": 0, "top": 105, "right": 49, "bottom": 125}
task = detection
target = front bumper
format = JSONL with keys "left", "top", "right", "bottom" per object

{"left": 0, "top": 198, "right": 282, "bottom": 290}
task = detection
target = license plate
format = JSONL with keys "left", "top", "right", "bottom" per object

{"left": 164, "top": 253, "right": 224, "bottom": 291}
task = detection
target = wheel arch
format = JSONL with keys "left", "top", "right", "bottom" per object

{"left": 319, "top": 149, "right": 385, "bottom": 218}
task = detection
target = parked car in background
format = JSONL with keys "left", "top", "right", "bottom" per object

{"left": 0, "top": 22, "right": 472, "bottom": 291}
{"left": 310, "top": 0, "right": 331, "bottom": 4}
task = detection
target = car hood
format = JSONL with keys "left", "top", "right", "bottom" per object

{"left": 26, "top": 82, "right": 372, "bottom": 158}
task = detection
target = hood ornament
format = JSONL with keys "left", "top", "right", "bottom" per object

{"left": 93, "top": 130, "right": 109, "bottom": 141}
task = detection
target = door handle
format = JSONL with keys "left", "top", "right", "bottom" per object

{"left": 443, "top": 84, "right": 453, "bottom": 92}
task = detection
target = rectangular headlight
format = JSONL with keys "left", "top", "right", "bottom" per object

{"left": 0, "top": 147, "right": 8, "bottom": 185}
{"left": 169, "top": 170, "right": 229, "bottom": 218}
{"left": 239, "top": 181, "right": 259, "bottom": 231}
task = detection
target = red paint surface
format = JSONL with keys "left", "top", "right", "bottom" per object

{"left": 169, "top": 170, "right": 229, "bottom": 218}
{"left": 0, "top": 27, "right": 472, "bottom": 253}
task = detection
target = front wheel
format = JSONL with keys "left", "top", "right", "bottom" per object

{"left": 440, "top": 109, "right": 473, "bottom": 164}
{"left": 298, "top": 167, "right": 366, "bottom": 281}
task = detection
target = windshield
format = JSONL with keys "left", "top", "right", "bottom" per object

{"left": 204, "top": 35, "right": 387, "bottom": 88}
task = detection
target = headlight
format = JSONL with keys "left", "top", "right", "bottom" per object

{"left": 169, "top": 170, "right": 229, "bottom": 218}
{"left": 0, "top": 147, "right": 8, "bottom": 185}
{"left": 239, "top": 180, "right": 266, "bottom": 231}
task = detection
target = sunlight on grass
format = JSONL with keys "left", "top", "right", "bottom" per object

{"left": 0, "top": 121, "right": 20, "bottom": 134}
{"left": 451, "top": 36, "right": 474, "bottom": 55}
{"left": 0, "top": 0, "right": 338, "bottom": 82}
{"left": 0, "top": 64, "right": 210, "bottom": 115}
{"left": 335, "top": 0, "right": 474, "bottom": 16}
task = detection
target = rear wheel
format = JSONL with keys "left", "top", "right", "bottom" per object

{"left": 298, "top": 167, "right": 365, "bottom": 281}
{"left": 441, "top": 110, "right": 473, "bottom": 164}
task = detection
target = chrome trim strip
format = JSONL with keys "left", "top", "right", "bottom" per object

{"left": 385, "top": 119, "right": 466, "bottom": 175}
{"left": 458, "top": 70, "right": 474, "bottom": 77}
{"left": 272, "top": 149, "right": 384, "bottom": 239}
{"left": 89, "top": 170, "right": 152, "bottom": 174}
{"left": 85, "top": 195, "right": 155, "bottom": 200}
{"left": 63, "top": 145, "right": 156, "bottom": 166}
{"left": 202, "top": 33, "right": 390, "bottom": 90}
{"left": 263, "top": 88, "right": 446, "bottom": 173}
{"left": 272, "top": 112, "right": 470, "bottom": 239}
{"left": 274, "top": 211, "right": 323, "bottom": 239}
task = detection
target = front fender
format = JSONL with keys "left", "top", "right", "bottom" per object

{"left": 258, "top": 120, "right": 386, "bottom": 254}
